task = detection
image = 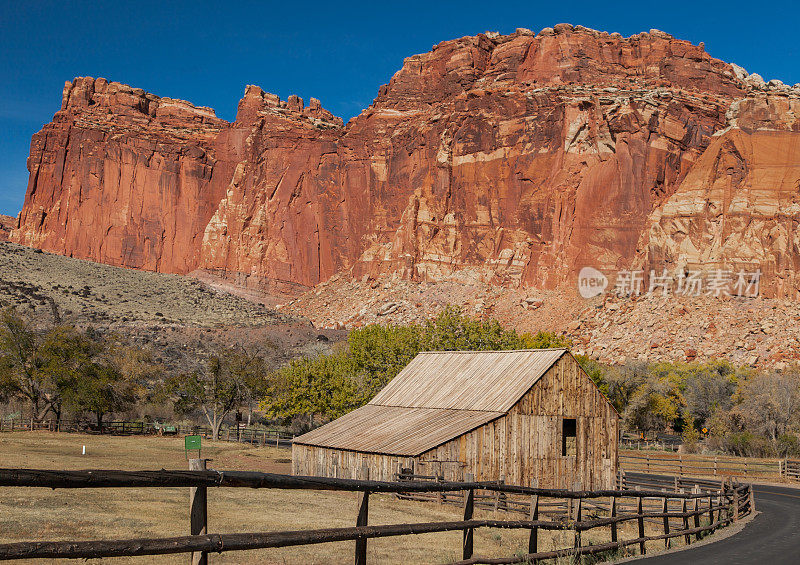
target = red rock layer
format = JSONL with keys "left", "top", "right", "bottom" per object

{"left": 12, "top": 25, "right": 800, "bottom": 297}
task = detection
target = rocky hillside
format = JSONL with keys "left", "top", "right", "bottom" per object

{"left": 0, "top": 215, "right": 14, "bottom": 241}
{"left": 0, "top": 241, "right": 343, "bottom": 372}
{"left": 283, "top": 274, "right": 799, "bottom": 368}
{"left": 12, "top": 24, "right": 800, "bottom": 300}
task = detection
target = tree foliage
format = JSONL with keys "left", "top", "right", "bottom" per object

{"left": 261, "top": 306, "right": 571, "bottom": 431}
{"left": 0, "top": 307, "right": 150, "bottom": 424}
{"left": 0, "top": 308, "right": 96, "bottom": 421}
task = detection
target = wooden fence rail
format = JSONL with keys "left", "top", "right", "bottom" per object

{"left": 619, "top": 452, "right": 800, "bottom": 481}
{"left": 0, "top": 466, "right": 752, "bottom": 563}
{"left": 0, "top": 419, "right": 294, "bottom": 445}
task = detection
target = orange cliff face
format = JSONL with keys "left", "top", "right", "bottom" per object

{"left": 12, "top": 25, "right": 800, "bottom": 297}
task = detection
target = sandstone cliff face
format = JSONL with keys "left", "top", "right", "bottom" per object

{"left": 641, "top": 95, "right": 800, "bottom": 297}
{"left": 12, "top": 25, "right": 800, "bottom": 297}
{"left": 14, "top": 77, "right": 227, "bottom": 272}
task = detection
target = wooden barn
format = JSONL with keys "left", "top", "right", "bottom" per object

{"left": 292, "top": 349, "right": 619, "bottom": 489}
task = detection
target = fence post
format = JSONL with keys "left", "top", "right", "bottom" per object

{"left": 681, "top": 494, "right": 690, "bottom": 545}
{"left": 463, "top": 487, "right": 474, "bottom": 559}
{"left": 662, "top": 497, "right": 670, "bottom": 549}
{"left": 610, "top": 496, "right": 618, "bottom": 543}
{"left": 732, "top": 485, "right": 739, "bottom": 522}
{"left": 637, "top": 497, "right": 645, "bottom": 555}
{"left": 355, "top": 489, "right": 369, "bottom": 565}
{"left": 493, "top": 476, "right": 506, "bottom": 511}
{"left": 693, "top": 496, "right": 701, "bottom": 541}
{"left": 749, "top": 485, "right": 756, "bottom": 514}
{"left": 708, "top": 495, "right": 714, "bottom": 530}
{"left": 714, "top": 457, "right": 718, "bottom": 477}
{"left": 529, "top": 492, "right": 539, "bottom": 555}
{"left": 574, "top": 497, "right": 582, "bottom": 552}
{"left": 188, "top": 458, "right": 208, "bottom": 565}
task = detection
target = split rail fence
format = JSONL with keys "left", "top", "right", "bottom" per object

{"left": 0, "top": 419, "right": 294, "bottom": 446}
{"left": 0, "top": 466, "right": 752, "bottom": 564}
{"left": 619, "top": 451, "right": 800, "bottom": 481}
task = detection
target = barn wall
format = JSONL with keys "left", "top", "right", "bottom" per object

{"left": 418, "top": 355, "right": 618, "bottom": 489}
{"left": 292, "top": 443, "right": 416, "bottom": 481}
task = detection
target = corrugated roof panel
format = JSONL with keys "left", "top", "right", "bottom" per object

{"left": 293, "top": 405, "right": 503, "bottom": 456}
{"left": 369, "top": 349, "right": 567, "bottom": 412}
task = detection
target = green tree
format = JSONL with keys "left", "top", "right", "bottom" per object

{"left": 347, "top": 323, "right": 422, "bottom": 399}
{"left": 62, "top": 361, "right": 137, "bottom": 427}
{"left": 260, "top": 305, "right": 572, "bottom": 430}
{"left": 0, "top": 308, "right": 95, "bottom": 422}
{"left": 261, "top": 349, "right": 362, "bottom": 432}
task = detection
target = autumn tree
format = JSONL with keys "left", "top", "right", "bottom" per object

{"left": 733, "top": 370, "right": 800, "bottom": 442}
{"left": 164, "top": 349, "right": 265, "bottom": 440}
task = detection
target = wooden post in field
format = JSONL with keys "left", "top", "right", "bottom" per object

{"left": 610, "top": 497, "right": 618, "bottom": 543}
{"left": 529, "top": 492, "right": 539, "bottom": 555}
{"left": 681, "top": 498, "right": 690, "bottom": 545}
{"left": 463, "top": 487, "right": 474, "bottom": 559}
{"left": 574, "top": 497, "right": 582, "bottom": 552}
{"left": 188, "top": 459, "right": 208, "bottom": 565}
{"left": 637, "top": 497, "right": 645, "bottom": 555}
{"left": 708, "top": 495, "right": 714, "bottom": 529}
{"left": 662, "top": 497, "right": 670, "bottom": 549}
{"left": 355, "top": 490, "right": 369, "bottom": 565}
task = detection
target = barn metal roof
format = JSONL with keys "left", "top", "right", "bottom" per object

{"left": 369, "top": 348, "right": 568, "bottom": 412}
{"left": 293, "top": 349, "right": 569, "bottom": 456}
{"left": 293, "top": 404, "right": 503, "bottom": 456}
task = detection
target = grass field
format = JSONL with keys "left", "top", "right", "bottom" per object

{"left": 0, "top": 431, "right": 608, "bottom": 564}
{"left": 2, "top": 432, "right": 712, "bottom": 564}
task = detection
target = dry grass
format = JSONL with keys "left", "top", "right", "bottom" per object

{"left": 0, "top": 432, "right": 688, "bottom": 564}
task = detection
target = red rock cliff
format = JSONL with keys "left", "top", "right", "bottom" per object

{"left": 12, "top": 25, "right": 800, "bottom": 297}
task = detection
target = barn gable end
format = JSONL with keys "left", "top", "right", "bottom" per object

{"left": 417, "top": 353, "right": 618, "bottom": 489}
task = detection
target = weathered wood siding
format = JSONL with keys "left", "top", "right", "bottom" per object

{"left": 418, "top": 355, "right": 617, "bottom": 489}
{"left": 293, "top": 353, "right": 618, "bottom": 488}
{"left": 292, "top": 443, "right": 416, "bottom": 481}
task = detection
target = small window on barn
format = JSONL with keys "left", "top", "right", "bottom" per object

{"left": 562, "top": 418, "right": 577, "bottom": 457}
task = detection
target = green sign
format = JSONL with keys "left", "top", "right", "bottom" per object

{"left": 185, "top": 435, "right": 202, "bottom": 451}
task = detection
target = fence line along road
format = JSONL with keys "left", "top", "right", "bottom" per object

{"left": 619, "top": 451, "right": 800, "bottom": 481}
{"left": 0, "top": 466, "right": 752, "bottom": 564}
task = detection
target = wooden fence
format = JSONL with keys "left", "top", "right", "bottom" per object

{"left": 0, "top": 466, "right": 752, "bottom": 563}
{"left": 619, "top": 451, "right": 799, "bottom": 481}
{"left": 0, "top": 419, "right": 294, "bottom": 446}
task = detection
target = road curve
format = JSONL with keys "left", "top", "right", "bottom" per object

{"left": 639, "top": 483, "right": 800, "bottom": 564}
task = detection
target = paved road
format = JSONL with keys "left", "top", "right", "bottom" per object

{"left": 640, "top": 483, "right": 800, "bottom": 564}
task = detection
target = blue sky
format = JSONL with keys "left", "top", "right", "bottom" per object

{"left": 1, "top": 0, "right": 798, "bottom": 216}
